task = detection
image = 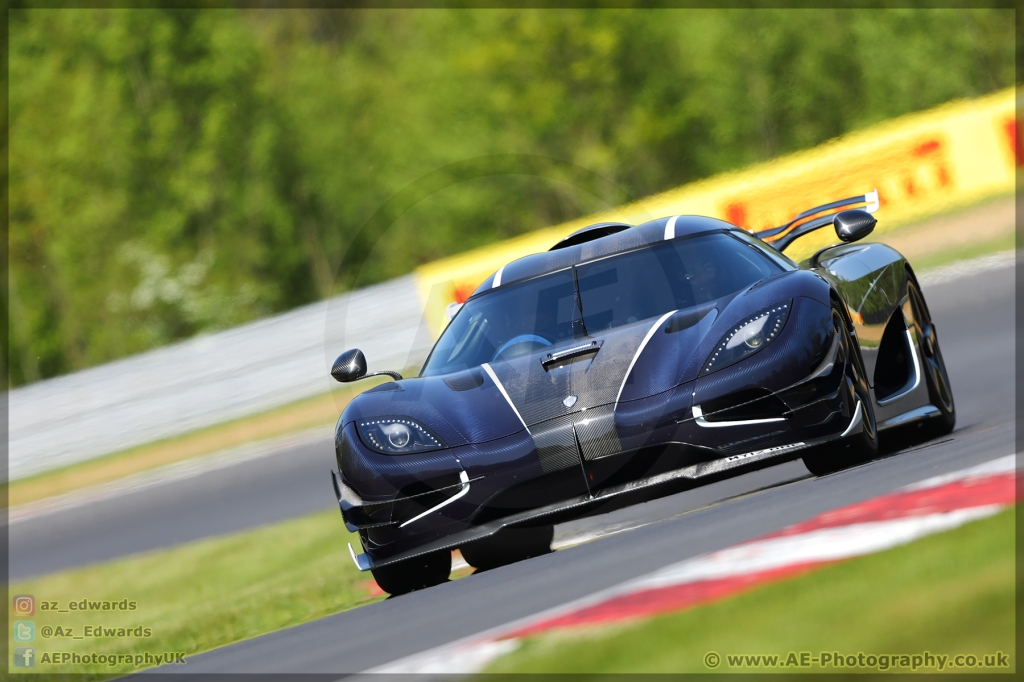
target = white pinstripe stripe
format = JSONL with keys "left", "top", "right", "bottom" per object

{"left": 481, "top": 363, "right": 528, "bottom": 431}
{"left": 664, "top": 215, "right": 679, "bottom": 240}
{"left": 614, "top": 310, "right": 677, "bottom": 405}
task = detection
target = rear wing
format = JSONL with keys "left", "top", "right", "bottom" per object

{"left": 756, "top": 189, "right": 879, "bottom": 252}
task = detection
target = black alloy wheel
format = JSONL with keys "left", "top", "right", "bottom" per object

{"left": 907, "top": 281, "right": 956, "bottom": 438}
{"left": 370, "top": 549, "right": 451, "bottom": 596}
{"left": 803, "top": 306, "right": 879, "bottom": 476}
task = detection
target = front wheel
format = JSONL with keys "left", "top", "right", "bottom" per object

{"left": 803, "top": 307, "right": 878, "bottom": 476}
{"left": 908, "top": 281, "right": 955, "bottom": 439}
{"left": 370, "top": 549, "right": 451, "bottom": 596}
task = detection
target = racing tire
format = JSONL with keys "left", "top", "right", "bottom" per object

{"left": 803, "top": 306, "right": 879, "bottom": 477}
{"left": 370, "top": 549, "right": 451, "bottom": 596}
{"left": 907, "top": 281, "right": 956, "bottom": 439}
{"left": 461, "top": 525, "right": 554, "bottom": 572}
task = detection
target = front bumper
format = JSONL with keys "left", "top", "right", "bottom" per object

{"left": 339, "top": 430, "right": 834, "bottom": 571}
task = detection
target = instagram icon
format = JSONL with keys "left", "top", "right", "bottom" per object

{"left": 13, "top": 595, "right": 34, "bottom": 616}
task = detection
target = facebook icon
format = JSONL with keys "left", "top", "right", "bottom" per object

{"left": 14, "top": 646, "right": 35, "bottom": 668}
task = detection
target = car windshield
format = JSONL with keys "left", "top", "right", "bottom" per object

{"left": 421, "top": 232, "right": 785, "bottom": 376}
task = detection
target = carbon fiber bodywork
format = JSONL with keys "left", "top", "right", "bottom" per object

{"left": 333, "top": 215, "right": 942, "bottom": 570}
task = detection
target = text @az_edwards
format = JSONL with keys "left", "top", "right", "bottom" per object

{"left": 36, "top": 597, "right": 137, "bottom": 613}
{"left": 40, "top": 624, "right": 153, "bottom": 638}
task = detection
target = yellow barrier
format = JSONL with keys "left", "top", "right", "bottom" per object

{"left": 416, "top": 87, "right": 1017, "bottom": 334}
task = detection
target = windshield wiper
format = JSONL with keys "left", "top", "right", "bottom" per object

{"left": 571, "top": 266, "right": 588, "bottom": 338}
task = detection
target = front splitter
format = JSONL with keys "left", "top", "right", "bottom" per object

{"left": 346, "top": 434, "right": 827, "bottom": 572}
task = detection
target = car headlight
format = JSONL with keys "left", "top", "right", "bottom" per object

{"left": 701, "top": 301, "right": 791, "bottom": 376}
{"left": 356, "top": 417, "right": 448, "bottom": 455}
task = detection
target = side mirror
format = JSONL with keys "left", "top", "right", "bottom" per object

{"left": 330, "top": 349, "right": 404, "bottom": 383}
{"left": 331, "top": 349, "right": 367, "bottom": 382}
{"left": 834, "top": 210, "right": 876, "bottom": 243}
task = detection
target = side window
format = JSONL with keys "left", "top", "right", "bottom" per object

{"left": 668, "top": 233, "right": 781, "bottom": 304}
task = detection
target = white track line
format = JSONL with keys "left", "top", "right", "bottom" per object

{"left": 902, "top": 453, "right": 1015, "bottom": 490}
{"left": 370, "top": 454, "right": 1016, "bottom": 674}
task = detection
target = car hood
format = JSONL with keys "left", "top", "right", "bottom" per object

{"left": 342, "top": 303, "right": 723, "bottom": 447}
{"left": 482, "top": 306, "right": 720, "bottom": 428}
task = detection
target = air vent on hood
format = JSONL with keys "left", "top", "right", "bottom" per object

{"left": 664, "top": 303, "right": 717, "bottom": 334}
{"left": 445, "top": 369, "right": 485, "bottom": 392}
{"left": 365, "top": 381, "right": 403, "bottom": 393}
{"left": 744, "top": 270, "right": 792, "bottom": 294}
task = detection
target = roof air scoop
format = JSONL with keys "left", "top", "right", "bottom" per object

{"left": 550, "top": 222, "right": 634, "bottom": 250}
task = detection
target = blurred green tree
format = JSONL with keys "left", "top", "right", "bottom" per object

{"left": 7, "top": 8, "right": 1015, "bottom": 386}
{"left": 9, "top": 8, "right": 321, "bottom": 383}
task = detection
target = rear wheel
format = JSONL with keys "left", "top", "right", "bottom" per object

{"left": 803, "top": 307, "right": 878, "bottom": 476}
{"left": 461, "top": 525, "right": 554, "bottom": 572}
{"left": 908, "top": 281, "right": 955, "bottom": 438}
{"left": 370, "top": 549, "right": 451, "bottom": 596}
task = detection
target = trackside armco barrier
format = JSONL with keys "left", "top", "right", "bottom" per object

{"left": 8, "top": 88, "right": 1017, "bottom": 480}
{"left": 8, "top": 276, "right": 436, "bottom": 480}
{"left": 415, "top": 87, "right": 1018, "bottom": 333}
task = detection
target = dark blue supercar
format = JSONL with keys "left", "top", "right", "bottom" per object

{"left": 327, "top": 191, "right": 955, "bottom": 594}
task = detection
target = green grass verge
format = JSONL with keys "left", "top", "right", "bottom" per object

{"left": 483, "top": 507, "right": 1016, "bottom": 674}
{"left": 912, "top": 233, "right": 1015, "bottom": 272}
{"left": 8, "top": 509, "right": 379, "bottom": 677}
